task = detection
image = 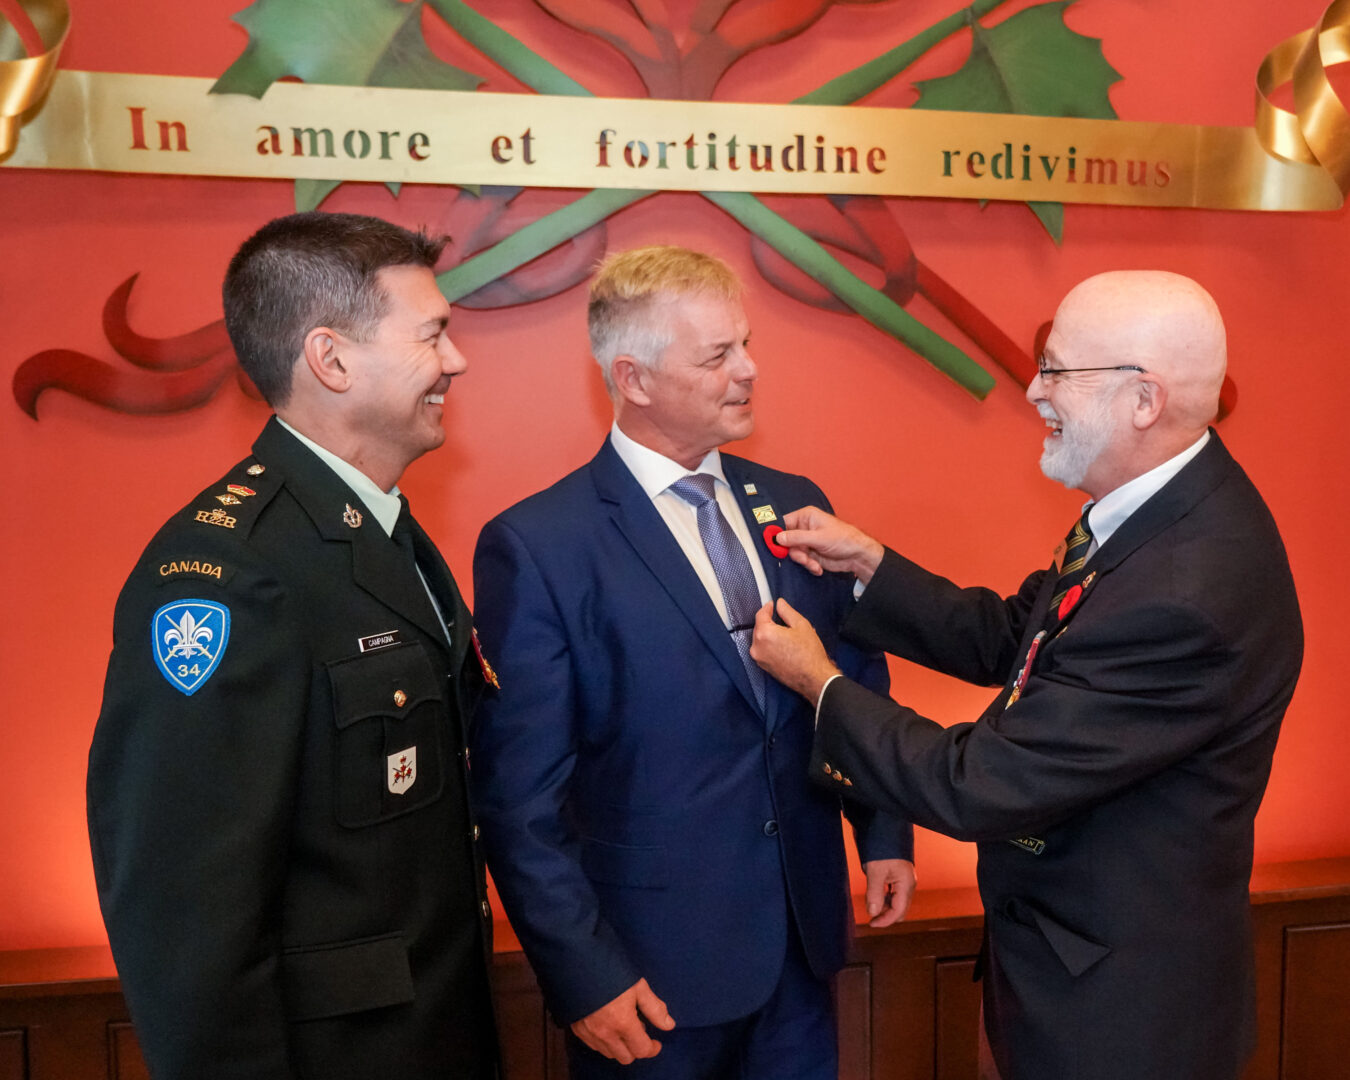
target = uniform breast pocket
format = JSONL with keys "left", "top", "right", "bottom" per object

{"left": 328, "top": 642, "right": 446, "bottom": 827}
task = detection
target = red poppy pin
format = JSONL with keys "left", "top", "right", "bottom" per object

{"left": 1057, "top": 571, "right": 1097, "bottom": 621}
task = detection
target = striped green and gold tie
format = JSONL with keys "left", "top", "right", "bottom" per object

{"left": 1050, "top": 514, "right": 1094, "bottom": 611}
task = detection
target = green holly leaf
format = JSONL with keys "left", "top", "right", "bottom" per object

{"left": 914, "top": 2, "right": 1120, "bottom": 242}
{"left": 213, "top": 0, "right": 481, "bottom": 97}
{"left": 213, "top": 0, "right": 481, "bottom": 210}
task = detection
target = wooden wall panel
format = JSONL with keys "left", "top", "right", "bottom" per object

{"left": 1280, "top": 922, "right": 1350, "bottom": 1080}
{"left": 2, "top": 860, "right": 1347, "bottom": 1080}
{"left": 0, "top": 1029, "right": 26, "bottom": 1080}
{"left": 934, "top": 958, "right": 981, "bottom": 1080}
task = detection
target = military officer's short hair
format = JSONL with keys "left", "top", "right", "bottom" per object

{"left": 223, "top": 212, "right": 448, "bottom": 407}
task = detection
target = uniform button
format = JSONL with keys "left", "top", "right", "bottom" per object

{"left": 762, "top": 820, "right": 779, "bottom": 837}
{"left": 393, "top": 690, "right": 407, "bottom": 707}
{"left": 832, "top": 771, "right": 843, "bottom": 782}
{"left": 480, "top": 899, "right": 491, "bottom": 919}
{"left": 822, "top": 762, "right": 832, "bottom": 775}
{"left": 844, "top": 778, "right": 853, "bottom": 787}
{"left": 472, "top": 824, "right": 481, "bottom": 841}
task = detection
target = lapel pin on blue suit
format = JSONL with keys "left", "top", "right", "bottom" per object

{"left": 152, "top": 600, "right": 231, "bottom": 695}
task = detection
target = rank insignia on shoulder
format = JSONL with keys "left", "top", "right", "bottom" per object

{"left": 472, "top": 628, "right": 500, "bottom": 690}
{"left": 343, "top": 504, "right": 363, "bottom": 528}
{"left": 752, "top": 504, "right": 777, "bottom": 525}
{"left": 216, "top": 493, "right": 242, "bottom": 506}
{"left": 152, "top": 600, "right": 231, "bottom": 696}
{"left": 226, "top": 484, "right": 256, "bottom": 498}
{"left": 388, "top": 747, "right": 417, "bottom": 794}
{"left": 194, "top": 508, "right": 237, "bottom": 529}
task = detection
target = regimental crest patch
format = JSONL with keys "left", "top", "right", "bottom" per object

{"left": 387, "top": 746, "right": 417, "bottom": 795}
{"left": 152, "top": 600, "right": 231, "bottom": 696}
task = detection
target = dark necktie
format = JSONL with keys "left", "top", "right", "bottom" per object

{"left": 669, "top": 474, "right": 767, "bottom": 712}
{"left": 1049, "top": 512, "right": 1095, "bottom": 614}
{"left": 394, "top": 494, "right": 457, "bottom": 643}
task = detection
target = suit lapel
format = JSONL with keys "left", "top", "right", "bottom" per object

{"left": 588, "top": 440, "right": 763, "bottom": 716}
{"left": 252, "top": 420, "right": 454, "bottom": 657}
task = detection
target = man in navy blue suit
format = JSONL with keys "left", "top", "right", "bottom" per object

{"left": 471, "top": 246, "right": 915, "bottom": 1078}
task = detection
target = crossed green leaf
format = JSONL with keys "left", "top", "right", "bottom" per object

{"left": 210, "top": 0, "right": 1115, "bottom": 398}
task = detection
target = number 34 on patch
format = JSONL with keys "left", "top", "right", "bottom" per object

{"left": 152, "top": 600, "right": 231, "bottom": 696}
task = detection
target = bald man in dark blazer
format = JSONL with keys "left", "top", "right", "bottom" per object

{"left": 752, "top": 271, "right": 1302, "bottom": 1080}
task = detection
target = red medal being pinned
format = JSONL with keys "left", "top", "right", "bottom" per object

{"left": 763, "top": 524, "right": 789, "bottom": 559}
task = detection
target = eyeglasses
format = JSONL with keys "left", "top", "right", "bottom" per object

{"left": 1035, "top": 359, "right": 1146, "bottom": 384}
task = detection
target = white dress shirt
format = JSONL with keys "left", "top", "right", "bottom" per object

{"left": 609, "top": 422, "right": 772, "bottom": 627}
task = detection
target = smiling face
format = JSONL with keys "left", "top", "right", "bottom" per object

{"left": 620, "top": 291, "right": 757, "bottom": 468}
{"left": 339, "top": 264, "right": 465, "bottom": 483}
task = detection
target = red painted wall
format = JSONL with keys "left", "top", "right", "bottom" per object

{"left": 2, "top": 0, "right": 1346, "bottom": 950}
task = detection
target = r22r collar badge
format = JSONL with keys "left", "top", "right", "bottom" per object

{"left": 152, "top": 600, "right": 231, "bottom": 695}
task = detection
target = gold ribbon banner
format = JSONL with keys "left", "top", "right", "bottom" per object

{"left": 0, "top": 0, "right": 69, "bottom": 157}
{"left": 3, "top": 69, "right": 1344, "bottom": 211}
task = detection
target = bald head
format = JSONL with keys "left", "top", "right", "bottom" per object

{"left": 1031, "top": 272, "right": 1228, "bottom": 499}
{"left": 1053, "top": 271, "right": 1227, "bottom": 431}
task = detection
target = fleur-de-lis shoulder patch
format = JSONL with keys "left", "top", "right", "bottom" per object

{"left": 152, "top": 600, "right": 231, "bottom": 695}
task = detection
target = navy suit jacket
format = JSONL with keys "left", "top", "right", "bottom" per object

{"left": 471, "top": 439, "right": 911, "bottom": 1026}
{"left": 812, "top": 432, "right": 1302, "bottom": 1080}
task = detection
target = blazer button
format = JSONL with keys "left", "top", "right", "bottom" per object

{"left": 762, "top": 820, "right": 779, "bottom": 837}
{"left": 393, "top": 690, "right": 407, "bottom": 708}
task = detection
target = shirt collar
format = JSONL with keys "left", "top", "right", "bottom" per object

{"left": 609, "top": 421, "right": 727, "bottom": 498}
{"left": 276, "top": 417, "right": 403, "bottom": 537}
{"left": 1086, "top": 430, "right": 1210, "bottom": 549}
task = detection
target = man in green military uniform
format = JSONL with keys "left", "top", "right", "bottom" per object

{"left": 88, "top": 212, "right": 497, "bottom": 1080}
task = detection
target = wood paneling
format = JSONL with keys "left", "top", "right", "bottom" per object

{"left": 3, "top": 859, "right": 1348, "bottom": 1080}
{"left": 0, "top": 1029, "right": 26, "bottom": 1080}
{"left": 1280, "top": 922, "right": 1350, "bottom": 1080}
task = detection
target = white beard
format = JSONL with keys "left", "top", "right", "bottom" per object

{"left": 1038, "top": 392, "right": 1121, "bottom": 489}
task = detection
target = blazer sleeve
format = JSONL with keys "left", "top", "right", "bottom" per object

{"left": 834, "top": 624, "right": 915, "bottom": 863}
{"left": 846, "top": 547, "right": 1044, "bottom": 688}
{"left": 87, "top": 547, "right": 303, "bottom": 1079}
{"left": 814, "top": 585, "right": 1244, "bottom": 842}
{"left": 471, "top": 516, "right": 641, "bottom": 1025}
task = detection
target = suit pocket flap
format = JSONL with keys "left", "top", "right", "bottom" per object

{"left": 580, "top": 837, "right": 669, "bottom": 889}
{"left": 282, "top": 932, "right": 415, "bottom": 1021}
{"left": 1004, "top": 898, "right": 1111, "bottom": 977}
